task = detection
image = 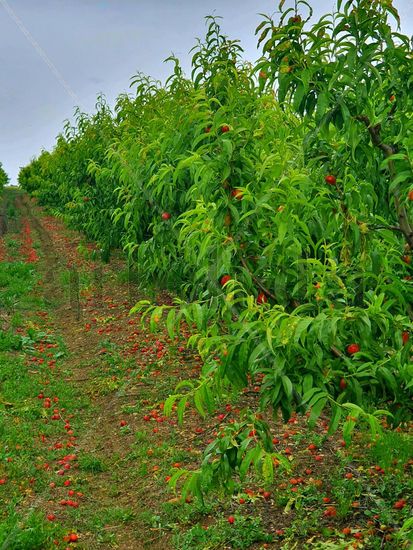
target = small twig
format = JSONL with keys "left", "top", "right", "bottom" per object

{"left": 239, "top": 257, "right": 277, "bottom": 300}
{"left": 330, "top": 345, "right": 344, "bottom": 359}
{"left": 368, "top": 224, "right": 403, "bottom": 232}
{"left": 355, "top": 116, "right": 394, "bottom": 157}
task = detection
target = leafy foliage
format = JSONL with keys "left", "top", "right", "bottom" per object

{"left": 0, "top": 162, "right": 9, "bottom": 190}
{"left": 19, "top": 0, "right": 413, "bottom": 492}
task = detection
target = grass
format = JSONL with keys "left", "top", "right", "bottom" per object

{"left": 0, "top": 251, "right": 90, "bottom": 548}
{"left": 172, "top": 515, "right": 273, "bottom": 550}
{"left": 78, "top": 454, "right": 107, "bottom": 473}
{"left": 0, "top": 510, "right": 61, "bottom": 550}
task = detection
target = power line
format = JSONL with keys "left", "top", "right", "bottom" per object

{"left": 0, "top": 0, "right": 80, "bottom": 104}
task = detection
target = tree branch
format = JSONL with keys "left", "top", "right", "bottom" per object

{"left": 239, "top": 256, "right": 277, "bottom": 301}
{"left": 356, "top": 114, "right": 413, "bottom": 249}
{"left": 369, "top": 224, "right": 403, "bottom": 232}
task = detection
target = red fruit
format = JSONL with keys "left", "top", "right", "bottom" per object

{"left": 239, "top": 497, "right": 245, "bottom": 504}
{"left": 120, "top": 420, "right": 127, "bottom": 427}
{"left": 220, "top": 274, "right": 232, "bottom": 286}
{"left": 342, "top": 527, "right": 351, "bottom": 535}
{"left": 305, "top": 468, "right": 312, "bottom": 475}
{"left": 322, "top": 497, "right": 331, "bottom": 503}
{"left": 257, "top": 293, "right": 268, "bottom": 304}
{"left": 389, "top": 94, "right": 395, "bottom": 102}
{"left": 263, "top": 491, "right": 271, "bottom": 499}
{"left": 227, "top": 515, "right": 235, "bottom": 524}
{"left": 221, "top": 125, "right": 230, "bottom": 133}
{"left": 402, "top": 331, "right": 409, "bottom": 345}
{"left": 143, "top": 415, "right": 151, "bottom": 421}
{"left": 344, "top": 472, "right": 353, "bottom": 479}
{"left": 161, "top": 212, "right": 171, "bottom": 220}
{"left": 347, "top": 343, "right": 360, "bottom": 355}
{"left": 408, "top": 190, "right": 413, "bottom": 201}
{"left": 231, "top": 188, "right": 243, "bottom": 200}
{"left": 325, "top": 175, "right": 337, "bottom": 185}
{"left": 63, "top": 480, "right": 71, "bottom": 486}
{"left": 307, "top": 443, "right": 317, "bottom": 451}
{"left": 394, "top": 499, "right": 406, "bottom": 509}
{"left": 315, "top": 455, "right": 323, "bottom": 461}
{"left": 68, "top": 534, "right": 79, "bottom": 542}
{"left": 339, "top": 378, "right": 347, "bottom": 390}
{"left": 47, "top": 514, "right": 56, "bottom": 521}
{"left": 0, "top": 479, "right": 6, "bottom": 485}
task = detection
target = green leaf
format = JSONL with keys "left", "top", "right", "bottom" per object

{"left": 177, "top": 396, "right": 188, "bottom": 425}
{"left": 164, "top": 394, "right": 178, "bottom": 417}
{"left": 239, "top": 446, "right": 261, "bottom": 480}
{"left": 194, "top": 388, "right": 206, "bottom": 418}
{"left": 281, "top": 375, "right": 293, "bottom": 401}
{"left": 328, "top": 404, "right": 342, "bottom": 435}
{"left": 166, "top": 308, "right": 176, "bottom": 339}
{"left": 168, "top": 469, "right": 188, "bottom": 492}
{"left": 261, "top": 452, "right": 274, "bottom": 484}
{"left": 294, "top": 317, "right": 312, "bottom": 345}
{"left": 308, "top": 397, "right": 327, "bottom": 428}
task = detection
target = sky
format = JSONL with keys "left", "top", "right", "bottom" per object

{"left": 0, "top": 0, "right": 412, "bottom": 184}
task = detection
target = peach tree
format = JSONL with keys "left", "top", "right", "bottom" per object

{"left": 133, "top": 1, "right": 413, "bottom": 493}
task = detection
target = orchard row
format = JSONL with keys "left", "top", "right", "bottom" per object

{"left": 19, "top": 0, "right": 412, "bottom": 464}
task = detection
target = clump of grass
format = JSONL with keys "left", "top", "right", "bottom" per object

{"left": 78, "top": 454, "right": 107, "bottom": 473}
{"left": 173, "top": 515, "right": 272, "bottom": 550}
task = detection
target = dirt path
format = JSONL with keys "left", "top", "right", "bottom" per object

{"left": 11, "top": 192, "right": 192, "bottom": 549}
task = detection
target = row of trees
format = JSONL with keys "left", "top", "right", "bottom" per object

{"left": 19, "top": 0, "right": 412, "bottom": 488}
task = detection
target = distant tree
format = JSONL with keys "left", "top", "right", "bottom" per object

{"left": 0, "top": 162, "right": 9, "bottom": 190}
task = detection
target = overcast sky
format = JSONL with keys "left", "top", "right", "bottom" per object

{"left": 1, "top": 0, "right": 412, "bottom": 184}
